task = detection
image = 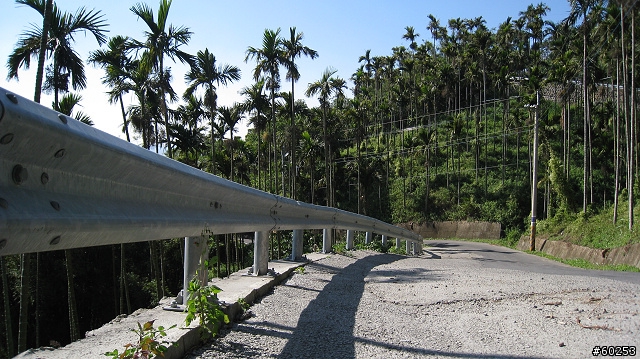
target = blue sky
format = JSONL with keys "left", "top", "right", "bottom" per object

{"left": 0, "top": 0, "right": 571, "bottom": 142}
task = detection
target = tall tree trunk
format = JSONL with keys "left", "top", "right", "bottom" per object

{"left": 323, "top": 105, "right": 330, "bottom": 207}
{"left": 1, "top": 256, "right": 15, "bottom": 357}
{"left": 582, "top": 17, "right": 589, "bottom": 214}
{"left": 257, "top": 113, "right": 262, "bottom": 191}
{"left": 65, "top": 250, "right": 79, "bottom": 342}
{"left": 159, "top": 57, "right": 173, "bottom": 158}
{"left": 34, "top": 0, "right": 52, "bottom": 103}
{"left": 34, "top": 253, "right": 40, "bottom": 348}
{"left": 149, "top": 241, "right": 161, "bottom": 303}
{"left": 216, "top": 235, "right": 221, "bottom": 278}
{"left": 567, "top": 96, "right": 571, "bottom": 180}
{"left": 291, "top": 80, "right": 297, "bottom": 199}
{"left": 271, "top": 86, "right": 278, "bottom": 195}
{"left": 119, "top": 94, "right": 131, "bottom": 142}
{"left": 209, "top": 91, "right": 219, "bottom": 176}
{"left": 630, "top": 12, "right": 635, "bottom": 230}
{"left": 112, "top": 245, "right": 118, "bottom": 317}
{"left": 119, "top": 245, "right": 131, "bottom": 314}
{"left": 225, "top": 234, "right": 230, "bottom": 277}
{"left": 17, "top": 253, "right": 31, "bottom": 353}
{"left": 614, "top": 59, "right": 621, "bottom": 224}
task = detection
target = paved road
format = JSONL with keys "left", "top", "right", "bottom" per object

{"left": 426, "top": 241, "right": 640, "bottom": 284}
{"left": 185, "top": 240, "right": 640, "bottom": 359}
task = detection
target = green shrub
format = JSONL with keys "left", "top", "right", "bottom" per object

{"left": 184, "top": 279, "right": 229, "bottom": 341}
{"left": 104, "top": 321, "right": 175, "bottom": 359}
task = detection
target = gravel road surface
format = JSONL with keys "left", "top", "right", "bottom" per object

{"left": 185, "top": 240, "right": 640, "bottom": 359}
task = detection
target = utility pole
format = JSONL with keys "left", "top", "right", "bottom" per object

{"left": 529, "top": 91, "right": 540, "bottom": 251}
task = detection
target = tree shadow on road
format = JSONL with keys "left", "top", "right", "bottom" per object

{"left": 277, "top": 253, "right": 403, "bottom": 358}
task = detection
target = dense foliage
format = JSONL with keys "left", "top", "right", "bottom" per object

{"left": 2, "top": 0, "right": 640, "bottom": 357}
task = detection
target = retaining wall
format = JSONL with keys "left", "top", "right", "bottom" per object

{"left": 400, "top": 221, "right": 501, "bottom": 239}
{"left": 517, "top": 236, "right": 640, "bottom": 269}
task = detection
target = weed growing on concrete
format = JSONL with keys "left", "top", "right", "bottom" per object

{"left": 184, "top": 279, "right": 229, "bottom": 341}
{"left": 238, "top": 297, "right": 250, "bottom": 311}
{"left": 294, "top": 266, "right": 306, "bottom": 274}
{"left": 104, "top": 320, "right": 175, "bottom": 359}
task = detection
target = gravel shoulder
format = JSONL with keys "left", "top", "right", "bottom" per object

{"left": 185, "top": 241, "right": 640, "bottom": 359}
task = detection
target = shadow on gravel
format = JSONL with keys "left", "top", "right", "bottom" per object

{"left": 424, "top": 250, "right": 442, "bottom": 259}
{"left": 277, "top": 253, "right": 403, "bottom": 358}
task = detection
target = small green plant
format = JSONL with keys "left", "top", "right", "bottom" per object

{"left": 104, "top": 320, "right": 175, "bottom": 359}
{"left": 355, "top": 241, "right": 390, "bottom": 253}
{"left": 388, "top": 245, "right": 406, "bottom": 255}
{"left": 184, "top": 279, "right": 229, "bottom": 341}
{"left": 332, "top": 241, "right": 348, "bottom": 254}
{"left": 294, "top": 266, "right": 306, "bottom": 274}
{"left": 237, "top": 297, "right": 250, "bottom": 311}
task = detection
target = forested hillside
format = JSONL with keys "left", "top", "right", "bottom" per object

{"left": 2, "top": 0, "right": 639, "bottom": 357}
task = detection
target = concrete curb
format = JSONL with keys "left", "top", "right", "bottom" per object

{"left": 517, "top": 236, "right": 640, "bottom": 268}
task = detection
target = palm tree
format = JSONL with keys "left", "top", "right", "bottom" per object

{"left": 184, "top": 48, "right": 241, "bottom": 175}
{"left": 240, "top": 79, "right": 269, "bottom": 190}
{"left": 7, "top": 0, "right": 107, "bottom": 107}
{"left": 34, "top": 0, "right": 52, "bottom": 103}
{"left": 306, "top": 67, "right": 346, "bottom": 207}
{"left": 299, "top": 129, "right": 322, "bottom": 204}
{"left": 171, "top": 95, "right": 207, "bottom": 168}
{"left": 427, "top": 14, "right": 443, "bottom": 55}
{"left": 127, "top": 62, "right": 161, "bottom": 150}
{"left": 402, "top": 26, "right": 420, "bottom": 52}
{"left": 130, "top": 0, "right": 194, "bottom": 158}
{"left": 89, "top": 35, "right": 136, "bottom": 142}
{"left": 218, "top": 104, "right": 244, "bottom": 182}
{"left": 54, "top": 92, "right": 93, "bottom": 125}
{"left": 283, "top": 27, "right": 318, "bottom": 199}
{"left": 246, "top": 28, "right": 287, "bottom": 194}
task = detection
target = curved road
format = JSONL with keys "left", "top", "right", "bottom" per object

{"left": 186, "top": 240, "right": 640, "bottom": 359}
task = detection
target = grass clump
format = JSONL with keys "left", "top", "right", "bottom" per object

{"left": 532, "top": 251, "right": 640, "bottom": 272}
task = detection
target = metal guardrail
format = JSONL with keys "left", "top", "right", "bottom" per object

{"left": 0, "top": 87, "right": 422, "bottom": 262}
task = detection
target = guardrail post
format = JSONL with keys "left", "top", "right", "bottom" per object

{"left": 396, "top": 237, "right": 401, "bottom": 249}
{"left": 291, "top": 229, "right": 304, "bottom": 261}
{"left": 346, "top": 230, "right": 354, "bottom": 250}
{"left": 253, "top": 231, "right": 269, "bottom": 275}
{"left": 322, "top": 228, "right": 332, "bottom": 253}
{"left": 365, "top": 231, "right": 373, "bottom": 244}
{"left": 406, "top": 240, "right": 411, "bottom": 254}
{"left": 182, "top": 235, "right": 207, "bottom": 304}
{"left": 381, "top": 235, "right": 388, "bottom": 247}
